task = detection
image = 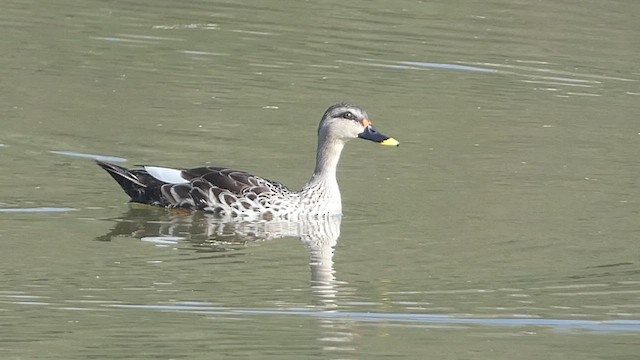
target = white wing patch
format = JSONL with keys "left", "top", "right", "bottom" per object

{"left": 144, "top": 166, "right": 189, "bottom": 184}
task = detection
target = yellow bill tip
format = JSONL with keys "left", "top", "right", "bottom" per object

{"left": 380, "top": 137, "right": 400, "bottom": 147}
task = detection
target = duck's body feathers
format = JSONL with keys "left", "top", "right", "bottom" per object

{"left": 97, "top": 161, "right": 297, "bottom": 218}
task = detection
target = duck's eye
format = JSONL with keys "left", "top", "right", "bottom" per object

{"left": 342, "top": 111, "right": 354, "bottom": 120}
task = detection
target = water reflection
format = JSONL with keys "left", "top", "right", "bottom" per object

{"left": 97, "top": 207, "right": 343, "bottom": 307}
{"left": 98, "top": 207, "right": 354, "bottom": 354}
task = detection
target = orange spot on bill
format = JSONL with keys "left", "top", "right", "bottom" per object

{"left": 362, "top": 118, "right": 372, "bottom": 127}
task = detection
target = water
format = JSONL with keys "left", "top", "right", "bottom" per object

{"left": 1, "top": 0, "right": 639, "bottom": 358}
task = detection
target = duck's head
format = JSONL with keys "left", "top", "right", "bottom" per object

{"left": 318, "top": 103, "right": 399, "bottom": 146}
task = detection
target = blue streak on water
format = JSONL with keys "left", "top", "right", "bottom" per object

{"left": 108, "top": 304, "right": 640, "bottom": 334}
{"left": 399, "top": 62, "right": 497, "bottom": 73}
{"left": 49, "top": 151, "right": 127, "bottom": 162}
{"left": 0, "top": 207, "right": 77, "bottom": 213}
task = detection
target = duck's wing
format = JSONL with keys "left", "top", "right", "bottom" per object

{"left": 161, "top": 166, "right": 294, "bottom": 212}
{"left": 98, "top": 161, "right": 293, "bottom": 212}
{"left": 182, "top": 167, "right": 289, "bottom": 194}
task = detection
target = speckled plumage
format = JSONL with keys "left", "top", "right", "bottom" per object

{"left": 97, "top": 103, "right": 398, "bottom": 219}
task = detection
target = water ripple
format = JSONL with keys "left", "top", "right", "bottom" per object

{"left": 106, "top": 304, "right": 640, "bottom": 334}
{"left": 49, "top": 150, "right": 127, "bottom": 162}
{"left": 398, "top": 61, "right": 498, "bottom": 73}
{"left": 0, "top": 207, "right": 77, "bottom": 213}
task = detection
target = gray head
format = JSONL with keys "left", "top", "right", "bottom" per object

{"left": 318, "top": 103, "right": 399, "bottom": 146}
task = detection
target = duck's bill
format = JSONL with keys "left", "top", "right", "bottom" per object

{"left": 358, "top": 126, "right": 400, "bottom": 146}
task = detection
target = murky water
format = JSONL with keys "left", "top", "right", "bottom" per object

{"left": 1, "top": 0, "right": 639, "bottom": 358}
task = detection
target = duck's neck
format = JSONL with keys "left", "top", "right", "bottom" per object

{"left": 312, "top": 138, "right": 344, "bottom": 180}
{"left": 300, "top": 139, "right": 344, "bottom": 213}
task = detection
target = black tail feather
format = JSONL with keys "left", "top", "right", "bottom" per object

{"left": 96, "top": 160, "right": 167, "bottom": 206}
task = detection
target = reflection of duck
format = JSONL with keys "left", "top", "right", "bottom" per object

{"left": 96, "top": 104, "right": 398, "bottom": 219}
{"left": 97, "top": 207, "right": 340, "bottom": 244}
{"left": 97, "top": 208, "right": 343, "bottom": 306}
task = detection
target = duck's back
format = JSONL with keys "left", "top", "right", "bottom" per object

{"left": 97, "top": 161, "right": 299, "bottom": 218}
{"left": 175, "top": 166, "right": 299, "bottom": 217}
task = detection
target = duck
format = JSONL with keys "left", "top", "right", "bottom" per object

{"left": 97, "top": 103, "right": 399, "bottom": 219}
